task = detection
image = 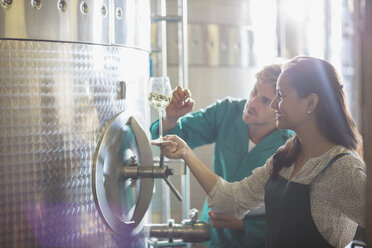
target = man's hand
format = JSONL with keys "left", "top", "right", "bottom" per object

{"left": 162, "top": 86, "right": 195, "bottom": 133}
{"left": 208, "top": 211, "right": 244, "bottom": 230}
{"left": 165, "top": 86, "right": 195, "bottom": 120}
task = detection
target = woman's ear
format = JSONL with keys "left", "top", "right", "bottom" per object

{"left": 307, "top": 93, "right": 319, "bottom": 113}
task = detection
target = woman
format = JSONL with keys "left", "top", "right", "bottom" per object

{"left": 151, "top": 62, "right": 292, "bottom": 247}
{"left": 154, "top": 56, "right": 366, "bottom": 248}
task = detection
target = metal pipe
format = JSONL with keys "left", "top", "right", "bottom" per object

{"left": 121, "top": 166, "right": 174, "bottom": 179}
{"left": 146, "top": 221, "right": 210, "bottom": 243}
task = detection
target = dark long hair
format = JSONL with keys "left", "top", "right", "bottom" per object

{"left": 271, "top": 56, "right": 363, "bottom": 177}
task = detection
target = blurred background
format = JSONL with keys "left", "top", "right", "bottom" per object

{"left": 150, "top": 0, "right": 365, "bottom": 225}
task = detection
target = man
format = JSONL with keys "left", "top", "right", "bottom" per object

{"left": 150, "top": 63, "right": 293, "bottom": 247}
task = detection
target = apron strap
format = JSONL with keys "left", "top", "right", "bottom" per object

{"left": 309, "top": 152, "right": 351, "bottom": 184}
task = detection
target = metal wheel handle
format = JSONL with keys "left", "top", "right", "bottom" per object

{"left": 92, "top": 111, "right": 154, "bottom": 236}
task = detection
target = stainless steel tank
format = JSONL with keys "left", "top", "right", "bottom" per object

{"left": 0, "top": 0, "right": 151, "bottom": 247}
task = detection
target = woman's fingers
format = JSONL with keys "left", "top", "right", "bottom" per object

{"left": 151, "top": 137, "right": 178, "bottom": 156}
{"left": 208, "top": 211, "right": 244, "bottom": 230}
{"left": 162, "top": 145, "right": 177, "bottom": 155}
{"left": 151, "top": 140, "right": 176, "bottom": 146}
{"left": 160, "top": 146, "right": 178, "bottom": 158}
{"left": 210, "top": 212, "right": 230, "bottom": 220}
{"left": 151, "top": 135, "right": 187, "bottom": 159}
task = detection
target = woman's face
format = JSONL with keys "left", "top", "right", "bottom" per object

{"left": 270, "top": 74, "right": 310, "bottom": 130}
{"left": 242, "top": 80, "right": 276, "bottom": 127}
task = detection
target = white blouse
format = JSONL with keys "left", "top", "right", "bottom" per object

{"left": 207, "top": 145, "right": 366, "bottom": 248}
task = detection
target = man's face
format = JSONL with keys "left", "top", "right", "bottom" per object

{"left": 242, "top": 81, "right": 276, "bottom": 127}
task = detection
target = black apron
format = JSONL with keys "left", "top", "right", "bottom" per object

{"left": 264, "top": 153, "right": 350, "bottom": 248}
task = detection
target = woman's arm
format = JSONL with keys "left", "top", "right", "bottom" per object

{"left": 155, "top": 135, "right": 272, "bottom": 218}
{"left": 332, "top": 155, "right": 366, "bottom": 227}
{"left": 183, "top": 144, "right": 219, "bottom": 193}
{"left": 154, "top": 135, "right": 219, "bottom": 193}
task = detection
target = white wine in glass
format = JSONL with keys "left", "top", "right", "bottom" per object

{"left": 148, "top": 76, "right": 172, "bottom": 142}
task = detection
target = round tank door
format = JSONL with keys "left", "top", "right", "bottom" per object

{"left": 92, "top": 111, "right": 154, "bottom": 236}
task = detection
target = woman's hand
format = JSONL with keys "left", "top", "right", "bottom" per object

{"left": 153, "top": 135, "right": 219, "bottom": 194}
{"left": 208, "top": 211, "right": 244, "bottom": 230}
{"left": 152, "top": 135, "right": 191, "bottom": 160}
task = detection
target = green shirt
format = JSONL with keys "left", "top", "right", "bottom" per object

{"left": 150, "top": 97, "right": 293, "bottom": 248}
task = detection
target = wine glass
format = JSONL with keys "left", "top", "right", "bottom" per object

{"left": 148, "top": 76, "right": 172, "bottom": 142}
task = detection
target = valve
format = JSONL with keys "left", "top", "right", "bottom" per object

{"left": 147, "top": 209, "right": 210, "bottom": 243}
{"left": 93, "top": 112, "right": 155, "bottom": 236}
{"left": 92, "top": 111, "right": 183, "bottom": 237}
{"left": 120, "top": 154, "right": 183, "bottom": 201}
{"left": 188, "top": 208, "right": 199, "bottom": 224}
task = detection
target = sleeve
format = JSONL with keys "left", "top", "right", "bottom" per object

{"left": 150, "top": 98, "right": 232, "bottom": 149}
{"left": 207, "top": 156, "right": 273, "bottom": 219}
{"left": 331, "top": 155, "right": 367, "bottom": 227}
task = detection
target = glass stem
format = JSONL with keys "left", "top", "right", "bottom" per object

{"left": 158, "top": 110, "right": 163, "bottom": 140}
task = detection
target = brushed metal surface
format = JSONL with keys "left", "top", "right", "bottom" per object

{"left": 161, "top": 0, "right": 252, "bottom": 26}
{"left": 114, "top": 0, "right": 150, "bottom": 49}
{"left": 167, "top": 23, "right": 254, "bottom": 67}
{"left": 162, "top": 0, "right": 277, "bottom": 67}
{"left": 0, "top": 0, "right": 150, "bottom": 50}
{"left": 0, "top": 39, "right": 150, "bottom": 247}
